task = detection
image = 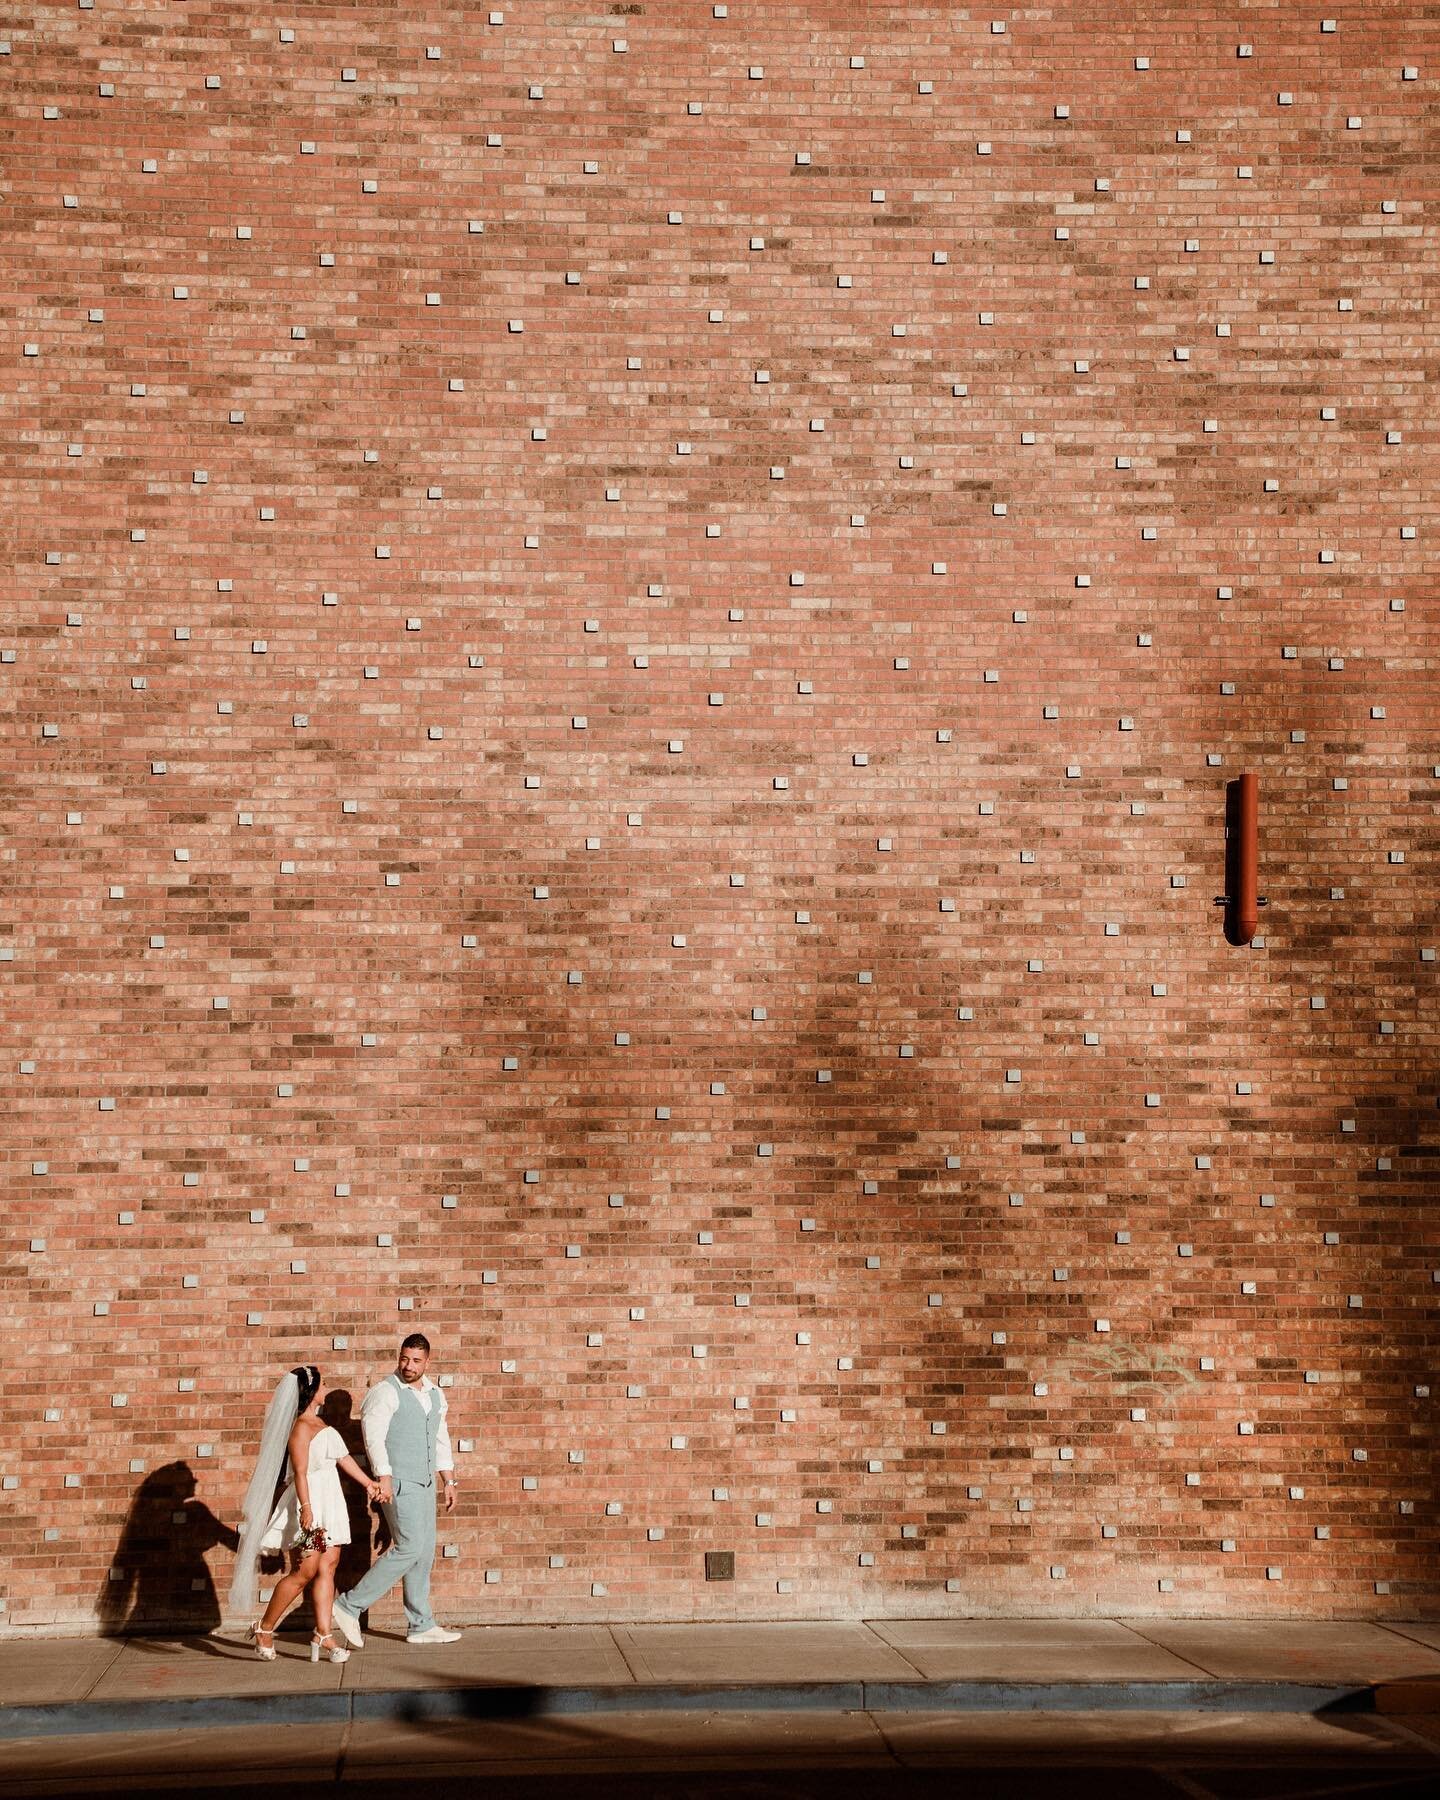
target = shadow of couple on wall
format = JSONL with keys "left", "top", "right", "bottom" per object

{"left": 96, "top": 1390, "right": 378, "bottom": 1646}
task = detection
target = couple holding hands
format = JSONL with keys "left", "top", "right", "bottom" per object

{"left": 227, "top": 1333, "right": 462, "bottom": 1662}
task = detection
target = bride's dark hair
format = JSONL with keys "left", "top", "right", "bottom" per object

{"left": 291, "top": 1365, "right": 321, "bottom": 1413}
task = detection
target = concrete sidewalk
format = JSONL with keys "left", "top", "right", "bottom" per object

{"left": 3, "top": 1617, "right": 1439, "bottom": 1741}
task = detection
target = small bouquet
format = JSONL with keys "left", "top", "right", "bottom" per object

{"left": 296, "top": 1521, "right": 329, "bottom": 1556}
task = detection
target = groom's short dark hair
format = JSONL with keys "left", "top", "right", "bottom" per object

{"left": 401, "top": 1332, "right": 431, "bottom": 1353}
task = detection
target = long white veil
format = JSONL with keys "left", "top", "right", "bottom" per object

{"left": 225, "top": 1371, "right": 300, "bottom": 1622}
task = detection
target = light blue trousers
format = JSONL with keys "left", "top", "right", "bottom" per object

{"left": 339, "top": 1478, "right": 437, "bottom": 1634}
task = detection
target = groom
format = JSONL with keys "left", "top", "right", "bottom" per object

{"left": 332, "top": 1333, "right": 461, "bottom": 1647}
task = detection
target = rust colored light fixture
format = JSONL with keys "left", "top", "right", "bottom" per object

{"left": 1215, "top": 772, "right": 1268, "bottom": 945}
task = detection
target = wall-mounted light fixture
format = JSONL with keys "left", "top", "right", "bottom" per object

{"left": 1216, "top": 772, "right": 1268, "bottom": 945}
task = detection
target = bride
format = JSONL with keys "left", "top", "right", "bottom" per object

{"left": 228, "top": 1365, "right": 380, "bottom": 1662}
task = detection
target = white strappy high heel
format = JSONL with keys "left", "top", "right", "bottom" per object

{"left": 311, "top": 1630, "right": 350, "bottom": 1664}
{"left": 248, "top": 1622, "right": 277, "bottom": 1661}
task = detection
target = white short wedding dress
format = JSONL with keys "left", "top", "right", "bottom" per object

{"left": 260, "top": 1425, "right": 353, "bottom": 1549}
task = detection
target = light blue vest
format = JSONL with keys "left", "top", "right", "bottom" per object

{"left": 384, "top": 1373, "right": 441, "bottom": 1485}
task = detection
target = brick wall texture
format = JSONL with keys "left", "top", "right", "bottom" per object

{"left": 3, "top": 1, "right": 1437, "bottom": 1632}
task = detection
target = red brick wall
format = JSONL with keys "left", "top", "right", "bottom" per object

{"left": 3, "top": 1, "right": 1436, "bottom": 1631}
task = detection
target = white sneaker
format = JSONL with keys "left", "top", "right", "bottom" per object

{"left": 407, "top": 1625, "right": 462, "bottom": 1644}
{"left": 331, "top": 1602, "right": 364, "bottom": 1649}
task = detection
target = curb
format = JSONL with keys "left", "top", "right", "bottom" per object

{"left": 0, "top": 1678, "right": 1377, "bottom": 1741}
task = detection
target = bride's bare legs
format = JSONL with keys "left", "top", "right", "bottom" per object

{"left": 259, "top": 1548, "right": 321, "bottom": 1633}
{"left": 310, "top": 1547, "right": 342, "bottom": 1638}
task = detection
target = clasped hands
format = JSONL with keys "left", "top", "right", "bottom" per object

{"left": 363, "top": 1475, "right": 455, "bottom": 1510}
